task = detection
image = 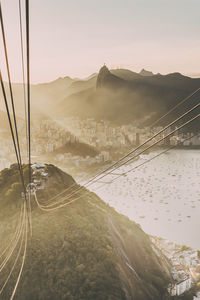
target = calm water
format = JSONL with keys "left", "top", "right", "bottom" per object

{"left": 90, "top": 150, "right": 200, "bottom": 249}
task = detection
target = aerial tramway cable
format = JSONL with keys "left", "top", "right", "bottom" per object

{"left": 0, "top": 206, "right": 25, "bottom": 274}
{"left": 0, "top": 6, "right": 29, "bottom": 296}
{"left": 10, "top": 204, "right": 28, "bottom": 300}
{"left": 19, "top": 0, "right": 29, "bottom": 159}
{"left": 0, "top": 1, "right": 199, "bottom": 297}
{"left": 0, "top": 216, "right": 26, "bottom": 296}
{"left": 0, "top": 2, "right": 30, "bottom": 227}
{"left": 0, "top": 204, "right": 24, "bottom": 262}
{"left": 0, "top": 204, "right": 24, "bottom": 272}
{"left": 19, "top": 0, "right": 32, "bottom": 234}
{"left": 25, "top": 0, "right": 31, "bottom": 186}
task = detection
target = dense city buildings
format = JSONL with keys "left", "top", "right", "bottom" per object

{"left": 0, "top": 117, "right": 200, "bottom": 172}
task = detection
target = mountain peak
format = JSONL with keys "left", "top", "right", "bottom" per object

{"left": 99, "top": 64, "right": 110, "bottom": 74}
{"left": 96, "top": 65, "right": 111, "bottom": 88}
{"left": 140, "top": 68, "right": 154, "bottom": 76}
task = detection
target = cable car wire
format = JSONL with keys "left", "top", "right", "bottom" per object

{"left": 0, "top": 203, "right": 26, "bottom": 295}
{"left": 0, "top": 213, "right": 24, "bottom": 273}
{"left": 0, "top": 205, "right": 23, "bottom": 261}
{"left": 19, "top": 0, "right": 29, "bottom": 158}
{"left": 10, "top": 208, "right": 28, "bottom": 300}
{"left": 0, "top": 3, "right": 30, "bottom": 227}
{"left": 0, "top": 221, "right": 25, "bottom": 296}
{"left": 25, "top": 0, "right": 31, "bottom": 185}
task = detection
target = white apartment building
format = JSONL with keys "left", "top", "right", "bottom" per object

{"left": 168, "top": 275, "right": 192, "bottom": 296}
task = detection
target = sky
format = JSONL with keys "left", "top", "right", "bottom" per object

{"left": 0, "top": 0, "right": 200, "bottom": 83}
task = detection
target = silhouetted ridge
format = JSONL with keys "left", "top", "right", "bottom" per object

{"left": 57, "top": 66, "right": 200, "bottom": 130}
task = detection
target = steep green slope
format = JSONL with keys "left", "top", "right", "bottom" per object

{"left": 0, "top": 164, "right": 172, "bottom": 300}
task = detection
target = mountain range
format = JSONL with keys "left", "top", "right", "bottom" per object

{"left": 55, "top": 66, "right": 200, "bottom": 130}
{"left": 0, "top": 67, "right": 199, "bottom": 131}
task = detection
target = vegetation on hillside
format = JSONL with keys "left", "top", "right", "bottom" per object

{"left": 0, "top": 164, "right": 172, "bottom": 300}
{"left": 48, "top": 141, "right": 99, "bottom": 158}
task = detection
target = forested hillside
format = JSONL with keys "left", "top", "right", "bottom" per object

{"left": 0, "top": 164, "right": 174, "bottom": 300}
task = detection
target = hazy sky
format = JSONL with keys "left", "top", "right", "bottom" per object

{"left": 0, "top": 0, "right": 200, "bottom": 83}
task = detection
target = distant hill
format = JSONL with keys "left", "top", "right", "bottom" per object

{"left": 33, "top": 76, "right": 75, "bottom": 106}
{"left": 0, "top": 164, "right": 172, "bottom": 299}
{"left": 66, "top": 76, "right": 97, "bottom": 96}
{"left": 0, "top": 110, "right": 9, "bottom": 130}
{"left": 0, "top": 110, "right": 24, "bottom": 135}
{"left": 0, "top": 77, "right": 76, "bottom": 118}
{"left": 111, "top": 68, "right": 141, "bottom": 81}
